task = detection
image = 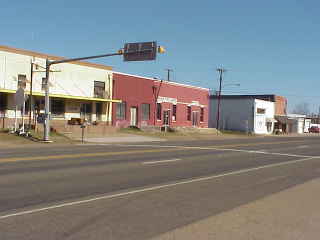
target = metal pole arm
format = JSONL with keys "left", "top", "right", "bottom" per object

{"left": 49, "top": 48, "right": 154, "bottom": 65}
{"left": 49, "top": 52, "right": 123, "bottom": 65}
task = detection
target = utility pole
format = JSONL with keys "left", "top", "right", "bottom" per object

{"left": 28, "top": 61, "right": 34, "bottom": 131}
{"left": 216, "top": 67, "right": 227, "bottom": 133}
{"left": 165, "top": 68, "right": 173, "bottom": 81}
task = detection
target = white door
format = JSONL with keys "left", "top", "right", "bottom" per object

{"left": 192, "top": 111, "right": 199, "bottom": 127}
{"left": 130, "top": 107, "right": 137, "bottom": 126}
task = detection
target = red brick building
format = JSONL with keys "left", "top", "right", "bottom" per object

{"left": 112, "top": 72, "right": 209, "bottom": 129}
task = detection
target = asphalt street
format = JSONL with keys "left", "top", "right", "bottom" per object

{"left": 0, "top": 136, "right": 320, "bottom": 239}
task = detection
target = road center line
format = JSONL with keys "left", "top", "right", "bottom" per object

{"left": 112, "top": 140, "right": 308, "bottom": 149}
{"left": 0, "top": 140, "right": 313, "bottom": 163}
{"left": 0, "top": 156, "right": 319, "bottom": 220}
{"left": 142, "top": 158, "right": 182, "bottom": 165}
{"left": 214, "top": 148, "right": 313, "bottom": 158}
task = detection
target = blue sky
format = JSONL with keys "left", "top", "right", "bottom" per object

{"left": 1, "top": 0, "right": 320, "bottom": 112}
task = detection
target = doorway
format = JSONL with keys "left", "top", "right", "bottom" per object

{"left": 192, "top": 111, "right": 199, "bottom": 127}
{"left": 163, "top": 110, "right": 170, "bottom": 126}
{"left": 130, "top": 107, "right": 138, "bottom": 126}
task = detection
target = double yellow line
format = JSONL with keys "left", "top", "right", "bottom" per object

{"left": 0, "top": 140, "right": 308, "bottom": 164}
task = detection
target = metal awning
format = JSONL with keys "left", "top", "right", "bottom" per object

{"left": 275, "top": 116, "right": 295, "bottom": 124}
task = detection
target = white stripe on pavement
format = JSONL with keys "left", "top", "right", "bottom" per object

{"left": 0, "top": 156, "right": 319, "bottom": 220}
{"left": 142, "top": 158, "right": 182, "bottom": 165}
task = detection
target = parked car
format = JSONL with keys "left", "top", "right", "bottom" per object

{"left": 308, "top": 126, "right": 320, "bottom": 133}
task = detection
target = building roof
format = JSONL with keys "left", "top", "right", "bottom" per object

{"left": 113, "top": 71, "right": 209, "bottom": 92}
{"left": 210, "top": 94, "right": 277, "bottom": 102}
{"left": 0, "top": 45, "right": 113, "bottom": 71}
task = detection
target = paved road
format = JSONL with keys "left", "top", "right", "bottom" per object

{"left": 0, "top": 136, "right": 320, "bottom": 239}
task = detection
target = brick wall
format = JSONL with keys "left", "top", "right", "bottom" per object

{"left": 275, "top": 96, "right": 287, "bottom": 115}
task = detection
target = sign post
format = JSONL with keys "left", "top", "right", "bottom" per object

{"left": 15, "top": 88, "right": 27, "bottom": 134}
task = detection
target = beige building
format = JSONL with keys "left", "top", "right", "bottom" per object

{"left": 0, "top": 45, "right": 120, "bottom": 131}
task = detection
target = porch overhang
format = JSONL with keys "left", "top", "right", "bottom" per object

{"left": 0, "top": 88, "right": 121, "bottom": 103}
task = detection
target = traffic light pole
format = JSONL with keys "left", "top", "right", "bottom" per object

{"left": 44, "top": 59, "right": 50, "bottom": 142}
{"left": 42, "top": 44, "right": 164, "bottom": 142}
{"left": 43, "top": 52, "right": 123, "bottom": 142}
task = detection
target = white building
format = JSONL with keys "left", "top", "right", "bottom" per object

{"left": 0, "top": 45, "right": 120, "bottom": 130}
{"left": 209, "top": 95, "right": 275, "bottom": 134}
{"left": 275, "top": 114, "right": 307, "bottom": 134}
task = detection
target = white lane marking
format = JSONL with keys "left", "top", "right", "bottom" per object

{"left": 212, "top": 148, "right": 313, "bottom": 158}
{"left": 75, "top": 144, "right": 112, "bottom": 146}
{"left": 143, "top": 158, "right": 182, "bottom": 165}
{"left": 297, "top": 145, "right": 309, "bottom": 149}
{"left": 107, "top": 144, "right": 316, "bottom": 158}
{"left": 0, "top": 156, "right": 319, "bottom": 220}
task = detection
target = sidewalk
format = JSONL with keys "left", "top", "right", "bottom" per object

{"left": 152, "top": 178, "right": 320, "bottom": 240}
{"left": 77, "top": 134, "right": 165, "bottom": 143}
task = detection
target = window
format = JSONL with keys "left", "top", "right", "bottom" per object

{"left": 81, "top": 103, "right": 92, "bottom": 114}
{"left": 141, "top": 103, "right": 150, "bottom": 121}
{"left": 96, "top": 102, "right": 103, "bottom": 120}
{"left": 200, "top": 107, "right": 204, "bottom": 122}
{"left": 51, "top": 99, "right": 65, "bottom": 117}
{"left": 42, "top": 77, "right": 47, "bottom": 91}
{"left": 0, "top": 93, "right": 7, "bottom": 111}
{"left": 257, "top": 108, "right": 266, "bottom": 114}
{"left": 94, "top": 81, "right": 105, "bottom": 98}
{"left": 172, "top": 105, "right": 177, "bottom": 121}
{"left": 18, "top": 74, "right": 27, "bottom": 89}
{"left": 116, "top": 102, "right": 126, "bottom": 120}
{"left": 187, "top": 106, "right": 191, "bottom": 121}
{"left": 157, "top": 103, "right": 162, "bottom": 120}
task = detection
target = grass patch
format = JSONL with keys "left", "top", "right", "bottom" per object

{"left": 0, "top": 131, "right": 36, "bottom": 145}
{"left": 27, "top": 129, "right": 75, "bottom": 143}
{"left": 220, "top": 130, "right": 257, "bottom": 136}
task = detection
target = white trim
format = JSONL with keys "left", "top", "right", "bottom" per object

{"left": 113, "top": 71, "right": 209, "bottom": 91}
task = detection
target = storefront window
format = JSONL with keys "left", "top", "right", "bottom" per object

{"left": 141, "top": 103, "right": 150, "bottom": 121}
{"left": 172, "top": 105, "right": 177, "bottom": 121}
{"left": 187, "top": 106, "right": 191, "bottom": 121}
{"left": 200, "top": 108, "right": 204, "bottom": 122}
{"left": 157, "top": 103, "right": 162, "bottom": 120}
{"left": 51, "top": 99, "right": 65, "bottom": 118}
{"left": 116, "top": 102, "right": 126, "bottom": 120}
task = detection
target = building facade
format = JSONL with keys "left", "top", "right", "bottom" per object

{"left": 209, "top": 95, "right": 275, "bottom": 134}
{"left": 112, "top": 72, "right": 209, "bottom": 129}
{"left": 0, "top": 45, "right": 119, "bottom": 131}
{"left": 275, "top": 114, "right": 307, "bottom": 134}
{"left": 246, "top": 94, "right": 287, "bottom": 115}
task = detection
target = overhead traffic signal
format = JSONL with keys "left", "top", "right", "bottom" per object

{"left": 123, "top": 41, "right": 165, "bottom": 61}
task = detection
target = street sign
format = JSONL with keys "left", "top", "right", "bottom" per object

{"left": 123, "top": 41, "right": 157, "bottom": 61}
